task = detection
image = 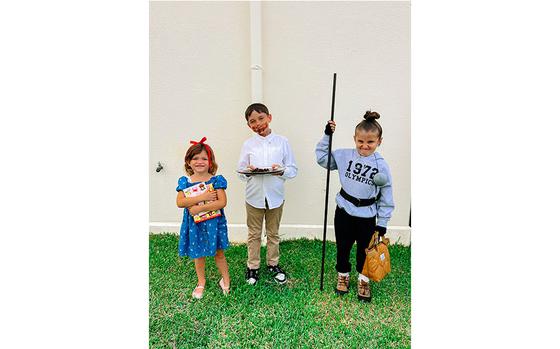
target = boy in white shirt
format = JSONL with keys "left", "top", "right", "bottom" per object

{"left": 237, "top": 103, "right": 298, "bottom": 285}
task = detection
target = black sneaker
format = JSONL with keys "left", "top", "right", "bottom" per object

{"left": 267, "top": 265, "right": 287, "bottom": 284}
{"left": 245, "top": 267, "right": 259, "bottom": 285}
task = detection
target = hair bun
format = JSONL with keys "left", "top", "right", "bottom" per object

{"left": 364, "top": 110, "right": 380, "bottom": 121}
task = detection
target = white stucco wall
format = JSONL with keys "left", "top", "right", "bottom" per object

{"left": 150, "top": 1, "right": 411, "bottom": 245}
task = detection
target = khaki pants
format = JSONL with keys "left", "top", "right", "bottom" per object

{"left": 246, "top": 201, "right": 284, "bottom": 269}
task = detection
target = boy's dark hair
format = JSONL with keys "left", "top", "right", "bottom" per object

{"left": 355, "top": 111, "right": 383, "bottom": 138}
{"left": 245, "top": 103, "right": 269, "bottom": 120}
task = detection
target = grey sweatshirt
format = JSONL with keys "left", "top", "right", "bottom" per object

{"left": 315, "top": 134, "right": 395, "bottom": 227}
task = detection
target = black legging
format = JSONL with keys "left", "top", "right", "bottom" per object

{"left": 334, "top": 206, "right": 376, "bottom": 274}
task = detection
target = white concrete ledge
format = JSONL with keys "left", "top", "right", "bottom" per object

{"left": 150, "top": 222, "right": 411, "bottom": 246}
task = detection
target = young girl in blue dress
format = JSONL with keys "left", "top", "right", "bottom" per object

{"left": 176, "top": 137, "right": 230, "bottom": 299}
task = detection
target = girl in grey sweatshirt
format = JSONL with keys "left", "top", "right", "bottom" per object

{"left": 315, "top": 111, "right": 395, "bottom": 302}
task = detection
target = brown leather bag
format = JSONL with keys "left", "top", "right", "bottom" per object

{"left": 361, "top": 231, "right": 391, "bottom": 282}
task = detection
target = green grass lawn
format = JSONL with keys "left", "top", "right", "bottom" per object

{"left": 149, "top": 234, "right": 411, "bottom": 349}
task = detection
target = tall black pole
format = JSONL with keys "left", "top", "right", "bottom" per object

{"left": 320, "top": 73, "right": 336, "bottom": 291}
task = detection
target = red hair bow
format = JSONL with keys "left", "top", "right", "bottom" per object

{"left": 189, "top": 137, "right": 212, "bottom": 167}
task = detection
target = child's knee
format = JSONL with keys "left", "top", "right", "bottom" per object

{"left": 215, "top": 249, "right": 225, "bottom": 259}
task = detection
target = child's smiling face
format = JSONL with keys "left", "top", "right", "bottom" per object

{"left": 188, "top": 150, "right": 210, "bottom": 174}
{"left": 247, "top": 111, "right": 272, "bottom": 136}
{"left": 353, "top": 129, "right": 382, "bottom": 157}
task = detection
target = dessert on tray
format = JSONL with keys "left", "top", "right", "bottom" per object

{"left": 237, "top": 166, "right": 284, "bottom": 175}
{"left": 251, "top": 168, "right": 271, "bottom": 173}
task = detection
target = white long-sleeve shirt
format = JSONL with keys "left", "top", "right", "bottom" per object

{"left": 237, "top": 131, "right": 297, "bottom": 209}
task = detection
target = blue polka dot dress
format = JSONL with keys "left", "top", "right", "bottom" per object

{"left": 176, "top": 175, "right": 229, "bottom": 258}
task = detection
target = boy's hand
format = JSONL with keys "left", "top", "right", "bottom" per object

{"left": 324, "top": 120, "right": 336, "bottom": 135}
{"left": 244, "top": 165, "right": 256, "bottom": 177}
{"left": 200, "top": 190, "right": 217, "bottom": 202}
{"left": 271, "top": 163, "right": 284, "bottom": 176}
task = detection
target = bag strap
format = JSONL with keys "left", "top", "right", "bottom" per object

{"left": 367, "top": 231, "right": 379, "bottom": 250}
